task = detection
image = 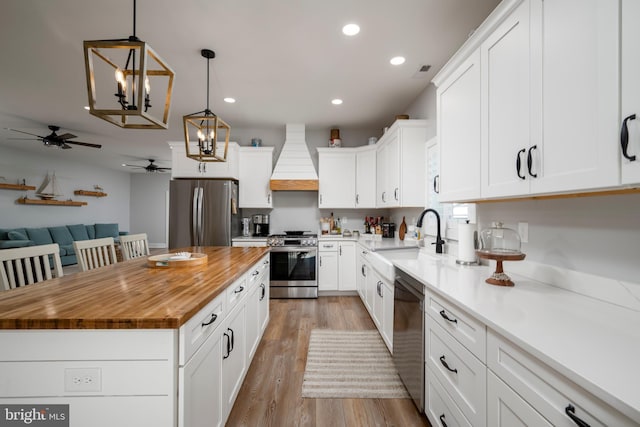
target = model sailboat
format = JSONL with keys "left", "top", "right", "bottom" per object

{"left": 36, "top": 172, "right": 61, "bottom": 200}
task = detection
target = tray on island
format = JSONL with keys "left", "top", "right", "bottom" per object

{"left": 147, "top": 252, "right": 208, "bottom": 268}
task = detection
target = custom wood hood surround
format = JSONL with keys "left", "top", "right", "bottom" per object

{"left": 270, "top": 124, "right": 319, "bottom": 191}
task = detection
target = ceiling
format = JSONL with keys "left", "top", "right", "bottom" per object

{"left": 0, "top": 0, "right": 500, "bottom": 172}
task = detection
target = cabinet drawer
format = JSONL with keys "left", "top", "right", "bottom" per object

{"left": 179, "top": 292, "right": 226, "bottom": 365}
{"left": 318, "top": 241, "right": 338, "bottom": 251}
{"left": 425, "top": 367, "right": 472, "bottom": 427}
{"left": 487, "top": 370, "right": 552, "bottom": 427}
{"left": 246, "top": 256, "right": 269, "bottom": 290}
{"left": 426, "top": 291, "right": 486, "bottom": 362}
{"left": 487, "top": 330, "right": 637, "bottom": 427}
{"left": 427, "top": 320, "right": 486, "bottom": 427}
{"left": 227, "top": 277, "right": 248, "bottom": 311}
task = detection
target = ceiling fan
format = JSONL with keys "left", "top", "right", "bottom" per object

{"left": 5, "top": 125, "right": 102, "bottom": 149}
{"left": 123, "top": 159, "right": 172, "bottom": 173}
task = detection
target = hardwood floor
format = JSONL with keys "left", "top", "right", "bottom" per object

{"left": 226, "top": 296, "right": 432, "bottom": 427}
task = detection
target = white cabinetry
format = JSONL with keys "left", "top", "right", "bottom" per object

{"left": 437, "top": 50, "right": 481, "bottom": 202}
{"left": 318, "top": 240, "right": 356, "bottom": 291}
{"left": 238, "top": 147, "right": 273, "bottom": 208}
{"left": 221, "top": 301, "right": 246, "bottom": 420}
{"left": 375, "top": 120, "right": 428, "bottom": 207}
{"left": 621, "top": 0, "right": 640, "bottom": 184}
{"left": 245, "top": 257, "right": 269, "bottom": 362}
{"left": 317, "top": 150, "right": 356, "bottom": 208}
{"left": 355, "top": 147, "right": 377, "bottom": 208}
{"left": 487, "top": 371, "right": 552, "bottom": 427}
{"left": 169, "top": 142, "right": 240, "bottom": 180}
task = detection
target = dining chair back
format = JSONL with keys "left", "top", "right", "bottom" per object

{"left": 0, "top": 243, "right": 63, "bottom": 290}
{"left": 73, "top": 237, "right": 118, "bottom": 272}
{"left": 119, "top": 233, "right": 150, "bottom": 261}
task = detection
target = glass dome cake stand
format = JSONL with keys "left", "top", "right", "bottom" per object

{"left": 477, "top": 222, "right": 526, "bottom": 287}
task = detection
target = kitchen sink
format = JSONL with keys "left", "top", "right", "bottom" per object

{"left": 368, "top": 248, "right": 446, "bottom": 282}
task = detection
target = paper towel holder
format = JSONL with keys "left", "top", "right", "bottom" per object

{"left": 456, "top": 221, "right": 479, "bottom": 265}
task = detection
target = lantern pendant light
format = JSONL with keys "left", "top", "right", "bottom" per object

{"left": 182, "top": 49, "right": 230, "bottom": 162}
{"left": 83, "top": 0, "right": 175, "bottom": 129}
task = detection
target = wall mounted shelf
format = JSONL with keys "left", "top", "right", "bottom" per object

{"left": 74, "top": 190, "right": 108, "bottom": 197}
{"left": 16, "top": 198, "right": 87, "bottom": 207}
{"left": 0, "top": 183, "right": 36, "bottom": 191}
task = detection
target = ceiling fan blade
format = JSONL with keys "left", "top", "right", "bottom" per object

{"left": 7, "top": 137, "right": 39, "bottom": 140}
{"left": 157, "top": 167, "right": 172, "bottom": 171}
{"left": 64, "top": 140, "right": 102, "bottom": 149}
{"left": 61, "top": 143, "right": 72, "bottom": 149}
{"left": 123, "top": 164, "right": 146, "bottom": 169}
{"left": 56, "top": 133, "right": 77, "bottom": 140}
{"left": 5, "top": 128, "right": 46, "bottom": 139}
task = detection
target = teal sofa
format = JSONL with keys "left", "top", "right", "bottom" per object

{"left": 0, "top": 224, "right": 127, "bottom": 266}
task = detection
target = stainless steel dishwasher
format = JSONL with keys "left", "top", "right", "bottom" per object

{"left": 393, "top": 269, "right": 425, "bottom": 412}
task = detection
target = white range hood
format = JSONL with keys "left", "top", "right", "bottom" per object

{"left": 270, "top": 124, "right": 319, "bottom": 191}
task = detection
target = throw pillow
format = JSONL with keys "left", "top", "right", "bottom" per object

{"left": 7, "top": 230, "right": 28, "bottom": 240}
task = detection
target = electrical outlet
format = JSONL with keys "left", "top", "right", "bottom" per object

{"left": 64, "top": 368, "right": 102, "bottom": 392}
{"left": 518, "top": 222, "right": 529, "bottom": 243}
{"left": 341, "top": 217, "right": 348, "bottom": 225}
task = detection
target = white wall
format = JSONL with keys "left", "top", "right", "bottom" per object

{"left": 0, "top": 146, "right": 130, "bottom": 231}
{"left": 130, "top": 173, "right": 170, "bottom": 247}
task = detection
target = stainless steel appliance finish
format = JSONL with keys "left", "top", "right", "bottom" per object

{"left": 168, "top": 179, "right": 241, "bottom": 248}
{"left": 393, "top": 270, "right": 425, "bottom": 412}
{"left": 268, "top": 233, "right": 318, "bottom": 298}
{"left": 253, "top": 214, "right": 270, "bottom": 236}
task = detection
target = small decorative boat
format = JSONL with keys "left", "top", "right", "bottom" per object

{"left": 36, "top": 172, "right": 62, "bottom": 200}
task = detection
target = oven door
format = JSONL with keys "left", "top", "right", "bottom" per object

{"left": 269, "top": 246, "right": 317, "bottom": 298}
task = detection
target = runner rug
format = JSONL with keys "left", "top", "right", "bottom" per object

{"left": 301, "top": 329, "right": 409, "bottom": 399}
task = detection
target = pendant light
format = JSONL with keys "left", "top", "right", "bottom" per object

{"left": 83, "top": 0, "right": 175, "bottom": 129}
{"left": 182, "top": 49, "right": 230, "bottom": 162}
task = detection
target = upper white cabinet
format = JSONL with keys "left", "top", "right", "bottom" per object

{"left": 480, "top": 0, "right": 533, "bottom": 198}
{"left": 376, "top": 119, "right": 428, "bottom": 207}
{"left": 238, "top": 147, "right": 273, "bottom": 208}
{"left": 435, "top": 0, "right": 623, "bottom": 202}
{"left": 530, "top": 0, "right": 619, "bottom": 194}
{"left": 621, "top": 0, "right": 640, "bottom": 184}
{"left": 437, "top": 50, "right": 481, "bottom": 203}
{"left": 355, "top": 146, "right": 377, "bottom": 208}
{"left": 318, "top": 149, "right": 356, "bottom": 208}
{"left": 169, "top": 142, "right": 240, "bottom": 180}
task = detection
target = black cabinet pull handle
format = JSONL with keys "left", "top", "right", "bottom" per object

{"left": 252, "top": 270, "right": 260, "bottom": 276}
{"left": 223, "top": 332, "right": 230, "bottom": 359}
{"left": 439, "top": 310, "right": 457, "bottom": 324}
{"left": 433, "top": 175, "right": 440, "bottom": 194}
{"left": 228, "top": 327, "right": 235, "bottom": 353}
{"left": 439, "top": 414, "right": 448, "bottom": 427}
{"left": 201, "top": 313, "right": 218, "bottom": 327}
{"left": 260, "top": 283, "right": 266, "bottom": 301}
{"left": 234, "top": 285, "right": 245, "bottom": 294}
{"left": 516, "top": 148, "right": 526, "bottom": 180}
{"left": 394, "top": 187, "right": 399, "bottom": 200}
{"left": 621, "top": 114, "right": 637, "bottom": 161}
{"left": 439, "top": 355, "right": 458, "bottom": 373}
{"left": 527, "top": 145, "right": 538, "bottom": 177}
{"left": 565, "top": 404, "right": 590, "bottom": 427}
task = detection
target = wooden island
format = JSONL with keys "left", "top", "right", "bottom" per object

{"left": 0, "top": 246, "right": 271, "bottom": 427}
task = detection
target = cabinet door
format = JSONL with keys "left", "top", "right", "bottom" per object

{"left": 531, "top": 0, "right": 619, "bottom": 194}
{"left": 221, "top": 303, "right": 246, "bottom": 420}
{"left": 338, "top": 242, "right": 356, "bottom": 291}
{"left": 356, "top": 251, "right": 367, "bottom": 303}
{"left": 179, "top": 328, "right": 224, "bottom": 427}
{"left": 376, "top": 142, "right": 389, "bottom": 206}
{"left": 621, "top": 0, "right": 640, "bottom": 184}
{"left": 398, "top": 124, "right": 427, "bottom": 207}
{"left": 481, "top": 0, "right": 532, "bottom": 198}
{"left": 372, "top": 272, "right": 383, "bottom": 329}
{"left": 381, "top": 280, "right": 393, "bottom": 352}
{"left": 239, "top": 148, "right": 273, "bottom": 208}
{"left": 487, "top": 371, "right": 552, "bottom": 427}
{"left": 385, "top": 134, "right": 401, "bottom": 207}
{"left": 200, "top": 143, "right": 239, "bottom": 179}
{"left": 355, "top": 149, "right": 376, "bottom": 208}
{"left": 245, "top": 282, "right": 260, "bottom": 362}
{"left": 318, "top": 151, "right": 356, "bottom": 208}
{"left": 318, "top": 251, "right": 338, "bottom": 291}
{"left": 438, "top": 49, "right": 481, "bottom": 202}
{"left": 170, "top": 143, "right": 202, "bottom": 178}
{"left": 258, "top": 280, "right": 269, "bottom": 334}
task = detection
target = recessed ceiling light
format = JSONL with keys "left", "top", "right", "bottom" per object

{"left": 331, "top": 99, "right": 343, "bottom": 105}
{"left": 342, "top": 24, "right": 360, "bottom": 36}
{"left": 84, "top": 106, "right": 90, "bottom": 110}
{"left": 121, "top": 163, "right": 127, "bottom": 167}
{"left": 390, "top": 56, "right": 406, "bottom": 65}
{"left": 224, "top": 97, "right": 236, "bottom": 103}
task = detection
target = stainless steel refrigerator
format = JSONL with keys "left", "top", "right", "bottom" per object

{"left": 169, "top": 179, "right": 242, "bottom": 249}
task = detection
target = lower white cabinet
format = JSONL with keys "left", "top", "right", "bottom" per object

{"left": 179, "top": 328, "right": 224, "bottom": 427}
{"left": 425, "top": 367, "right": 473, "bottom": 427}
{"left": 487, "top": 370, "right": 552, "bottom": 427}
{"left": 221, "top": 302, "right": 247, "bottom": 421}
{"left": 318, "top": 240, "right": 356, "bottom": 292}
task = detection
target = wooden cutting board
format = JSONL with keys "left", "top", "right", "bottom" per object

{"left": 399, "top": 216, "right": 407, "bottom": 240}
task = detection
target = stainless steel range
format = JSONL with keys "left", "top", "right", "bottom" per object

{"left": 268, "top": 232, "right": 318, "bottom": 299}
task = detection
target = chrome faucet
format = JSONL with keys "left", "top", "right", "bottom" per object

{"left": 416, "top": 209, "right": 445, "bottom": 254}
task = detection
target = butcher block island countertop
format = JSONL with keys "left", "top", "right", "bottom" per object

{"left": 0, "top": 246, "right": 269, "bottom": 329}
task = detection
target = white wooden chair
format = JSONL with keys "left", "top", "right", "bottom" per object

{"left": 73, "top": 237, "right": 118, "bottom": 272}
{"left": 0, "top": 243, "right": 63, "bottom": 291}
{"left": 120, "top": 233, "right": 150, "bottom": 260}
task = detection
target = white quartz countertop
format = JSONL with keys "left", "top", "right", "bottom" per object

{"left": 384, "top": 250, "right": 640, "bottom": 423}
